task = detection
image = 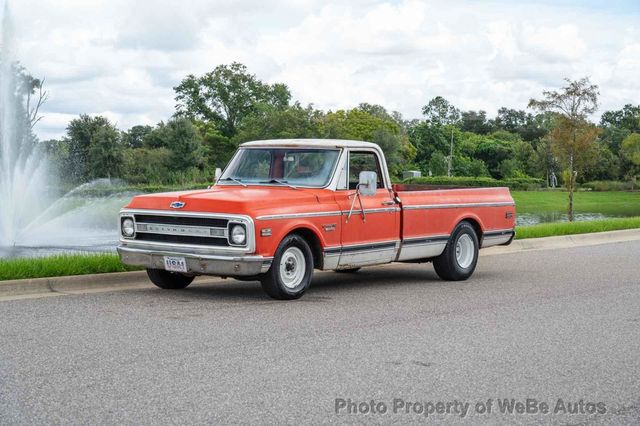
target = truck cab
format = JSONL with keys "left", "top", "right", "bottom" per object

{"left": 119, "top": 139, "right": 515, "bottom": 299}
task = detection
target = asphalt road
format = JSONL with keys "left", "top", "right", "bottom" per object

{"left": 1, "top": 241, "right": 640, "bottom": 425}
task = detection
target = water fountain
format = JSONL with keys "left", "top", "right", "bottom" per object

{"left": 0, "top": 5, "right": 133, "bottom": 258}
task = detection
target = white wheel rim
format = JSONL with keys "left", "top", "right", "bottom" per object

{"left": 455, "top": 234, "right": 475, "bottom": 269}
{"left": 279, "top": 247, "right": 306, "bottom": 289}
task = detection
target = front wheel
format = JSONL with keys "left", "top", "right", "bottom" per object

{"left": 433, "top": 221, "right": 479, "bottom": 281}
{"left": 260, "top": 234, "right": 314, "bottom": 300}
{"left": 147, "top": 269, "right": 194, "bottom": 289}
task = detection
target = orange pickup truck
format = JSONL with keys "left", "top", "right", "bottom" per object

{"left": 118, "top": 139, "right": 515, "bottom": 299}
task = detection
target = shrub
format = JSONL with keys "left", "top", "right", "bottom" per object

{"left": 581, "top": 180, "right": 635, "bottom": 191}
{"left": 402, "top": 176, "right": 544, "bottom": 191}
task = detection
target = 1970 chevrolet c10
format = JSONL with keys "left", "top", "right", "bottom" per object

{"left": 118, "top": 139, "right": 515, "bottom": 299}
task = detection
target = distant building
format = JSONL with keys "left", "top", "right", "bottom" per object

{"left": 403, "top": 170, "right": 422, "bottom": 179}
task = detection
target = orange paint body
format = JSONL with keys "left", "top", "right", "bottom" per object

{"left": 125, "top": 183, "right": 515, "bottom": 258}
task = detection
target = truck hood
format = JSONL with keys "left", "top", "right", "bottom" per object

{"left": 124, "top": 185, "right": 333, "bottom": 217}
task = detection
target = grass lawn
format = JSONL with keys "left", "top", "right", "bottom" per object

{"left": 512, "top": 191, "right": 640, "bottom": 216}
{"left": 516, "top": 217, "right": 640, "bottom": 239}
{"left": 0, "top": 253, "right": 140, "bottom": 281}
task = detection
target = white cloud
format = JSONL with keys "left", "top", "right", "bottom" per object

{"left": 4, "top": 0, "right": 638, "bottom": 140}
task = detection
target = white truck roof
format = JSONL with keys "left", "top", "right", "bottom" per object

{"left": 240, "top": 139, "right": 380, "bottom": 150}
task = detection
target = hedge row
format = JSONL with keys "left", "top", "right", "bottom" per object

{"left": 581, "top": 180, "right": 636, "bottom": 192}
{"left": 401, "top": 176, "right": 545, "bottom": 190}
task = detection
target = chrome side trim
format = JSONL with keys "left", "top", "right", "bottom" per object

{"left": 340, "top": 207, "right": 399, "bottom": 215}
{"left": 256, "top": 207, "right": 399, "bottom": 221}
{"left": 483, "top": 228, "right": 515, "bottom": 237}
{"left": 481, "top": 229, "right": 515, "bottom": 248}
{"left": 403, "top": 202, "right": 515, "bottom": 210}
{"left": 401, "top": 234, "right": 450, "bottom": 245}
{"left": 323, "top": 240, "right": 400, "bottom": 253}
{"left": 256, "top": 211, "right": 342, "bottom": 220}
{"left": 396, "top": 234, "right": 450, "bottom": 261}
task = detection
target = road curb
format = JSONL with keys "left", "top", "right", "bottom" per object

{"left": 482, "top": 228, "right": 640, "bottom": 255}
{"left": 2, "top": 228, "right": 640, "bottom": 299}
{"left": 0, "top": 271, "right": 151, "bottom": 298}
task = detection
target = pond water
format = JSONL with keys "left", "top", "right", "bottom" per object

{"left": 516, "top": 212, "right": 615, "bottom": 226}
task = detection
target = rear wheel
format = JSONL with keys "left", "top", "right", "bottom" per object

{"left": 433, "top": 221, "right": 479, "bottom": 281}
{"left": 261, "top": 234, "right": 314, "bottom": 300}
{"left": 147, "top": 268, "right": 194, "bottom": 289}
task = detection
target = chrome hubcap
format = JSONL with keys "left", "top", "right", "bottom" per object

{"left": 455, "top": 234, "right": 475, "bottom": 269}
{"left": 280, "top": 247, "right": 306, "bottom": 289}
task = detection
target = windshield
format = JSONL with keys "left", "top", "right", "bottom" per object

{"left": 219, "top": 148, "right": 340, "bottom": 188}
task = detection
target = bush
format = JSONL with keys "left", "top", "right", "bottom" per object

{"left": 402, "top": 176, "right": 544, "bottom": 190}
{"left": 581, "top": 180, "right": 635, "bottom": 191}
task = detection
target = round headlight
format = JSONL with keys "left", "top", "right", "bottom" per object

{"left": 122, "top": 218, "right": 135, "bottom": 237}
{"left": 230, "top": 224, "right": 246, "bottom": 245}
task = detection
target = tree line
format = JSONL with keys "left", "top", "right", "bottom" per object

{"left": 40, "top": 62, "right": 640, "bottom": 192}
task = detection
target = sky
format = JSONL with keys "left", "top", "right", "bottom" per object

{"left": 5, "top": 0, "right": 640, "bottom": 140}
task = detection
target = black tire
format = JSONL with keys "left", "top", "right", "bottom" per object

{"left": 147, "top": 268, "right": 195, "bottom": 289}
{"left": 260, "top": 234, "right": 314, "bottom": 300}
{"left": 433, "top": 221, "right": 479, "bottom": 281}
{"left": 335, "top": 268, "right": 361, "bottom": 273}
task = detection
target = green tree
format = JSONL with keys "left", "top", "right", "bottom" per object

{"left": 408, "top": 122, "right": 450, "bottom": 167}
{"left": 529, "top": 77, "right": 600, "bottom": 221}
{"left": 196, "top": 120, "right": 236, "bottom": 170}
{"left": 87, "top": 125, "right": 123, "bottom": 179}
{"left": 428, "top": 151, "right": 448, "bottom": 176}
{"left": 421, "top": 96, "right": 460, "bottom": 126}
{"left": 497, "top": 158, "right": 525, "bottom": 179}
{"left": 122, "top": 125, "right": 153, "bottom": 148}
{"left": 492, "top": 108, "right": 549, "bottom": 141}
{"left": 121, "top": 147, "right": 172, "bottom": 184}
{"left": 65, "top": 115, "right": 117, "bottom": 183}
{"left": 144, "top": 118, "right": 204, "bottom": 171}
{"left": 621, "top": 133, "right": 640, "bottom": 188}
{"left": 459, "top": 110, "right": 493, "bottom": 134}
{"left": 600, "top": 104, "right": 640, "bottom": 133}
{"left": 474, "top": 137, "right": 515, "bottom": 179}
{"left": 533, "top": 137, "right": 558, "bottom": 187}
{"left": 234, "top": 103, "right": 323, "bottom": 142}
{"left": 174, "top": 62, "right": 291, "bottom": 137}
{"left": 320, "top": 107, "right": 415, "bottom": 176}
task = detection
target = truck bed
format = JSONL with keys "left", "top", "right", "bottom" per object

{"left": 393, "top": 185, "right": 516, "bottom": 254}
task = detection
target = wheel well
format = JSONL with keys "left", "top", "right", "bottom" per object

{"left": 460, "top": 218, "right": 483, "bottom": 244}
{"left": 289, "top": 228, "right": 323, "bottom": 269}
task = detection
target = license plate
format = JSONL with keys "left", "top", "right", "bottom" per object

{"left": 163, "top": 256, "right": 188, "bottom": 273}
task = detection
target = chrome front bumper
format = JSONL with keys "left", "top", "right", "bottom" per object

{"left": 118, "top": 245, "right": 272, "bottom": 277}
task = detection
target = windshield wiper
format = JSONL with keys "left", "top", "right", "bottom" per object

{"left": 261, "top": 179, "right": 298, "bottom": 189}
{"left": 219, "top": 176, "right": 247, "bottom": 187}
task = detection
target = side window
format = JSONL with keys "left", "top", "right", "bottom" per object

{"left": 348, "top": 151, "right": 383, "bottom": 190}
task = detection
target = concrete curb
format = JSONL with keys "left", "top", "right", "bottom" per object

{"left": 2, "top": 228, "right": 640, "bottom": 300}
{"left": 0, "top": 271, "right": 151, "bottom": 297}
{"left": 481, "top": 228, "right": 640, "bottom": 256}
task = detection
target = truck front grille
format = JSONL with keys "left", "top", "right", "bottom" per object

{"left": 132, "top": 214, "right": 231, "bottom": 247}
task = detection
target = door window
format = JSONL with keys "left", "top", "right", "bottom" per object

{"left": 348, "top": 151, "right": 383, "bottom": 190}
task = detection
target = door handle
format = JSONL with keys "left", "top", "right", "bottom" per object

{"left": 381, "top": 200, "right": 395, "bottom": 206}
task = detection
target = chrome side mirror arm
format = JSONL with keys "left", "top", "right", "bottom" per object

{"left": 346, "top": 184, "right": 366, "bottom": 223}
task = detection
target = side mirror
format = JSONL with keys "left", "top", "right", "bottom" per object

{"left": 358, "top": 171, "right": 377, "bottom": 196}
{"left": 214, "top": 168, "right": 222, "bottom": 183}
